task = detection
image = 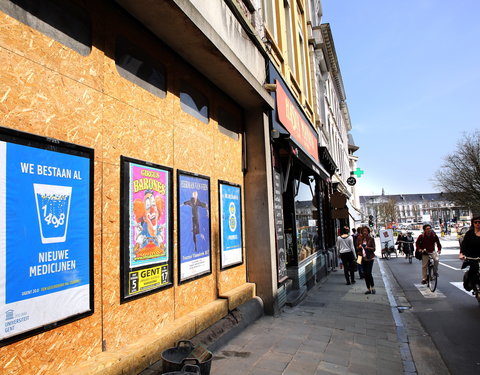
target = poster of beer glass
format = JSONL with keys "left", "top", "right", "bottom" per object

{"left": 219, "top": 181, "right": 243, "bottom": 269}
{"left": 177, "top": 171, "right": 211, "bottom": 283}
{"left": 0, "top": 127, "right": 93, "bottom": 345}
{"left": 120, "top": 157, "right": 173, "bottom": 302}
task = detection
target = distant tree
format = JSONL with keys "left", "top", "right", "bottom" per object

{"left": 435, "top": 130, "right": 480, "bottom": 215}
{"left": 378, "top": 198, "right": 397, "bottom": 226}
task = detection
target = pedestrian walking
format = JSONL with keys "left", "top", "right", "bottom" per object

{"left": 336, "top": 227, "right": 357, "bottom": 285}
{"left": 415, "top": 224, "right": 442, "bottom": 284}
{"left": 357, "top": 226, "right": 376, "bottom": 294}
{"left": 354, "top": 226, "right": 364, "bottom": 279}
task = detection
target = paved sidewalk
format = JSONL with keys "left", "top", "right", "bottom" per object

{"left": 210, "top": 262, "right": 411, "bottom": 375}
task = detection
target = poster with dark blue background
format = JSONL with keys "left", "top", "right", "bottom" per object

{"left": 178, "top": 172, "right": 211, "bottom": 282}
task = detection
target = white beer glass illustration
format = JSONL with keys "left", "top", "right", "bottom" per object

{"left": 33, "top": 184, "right": 72, "bottom": 244}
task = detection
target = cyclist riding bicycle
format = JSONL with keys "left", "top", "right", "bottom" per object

{"left": 415, "top": 224, "right": 441, "bottom": 284}
{"left": 402, "top": 231, "right": 415, "bottom": 258}
{"left": 459, "top": 216, "right": 480, "bottom": 291}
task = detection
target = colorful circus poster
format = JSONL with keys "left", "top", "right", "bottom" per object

{"left": 178, "top": 171, "right": 211, "bottom": 283}
{"left": 0, "top": 127, "right": 93, "bottom": 345}
{"left": 121, "top": 157, "right": 172, "bottom": 301}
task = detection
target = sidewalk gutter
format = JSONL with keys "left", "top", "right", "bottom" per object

{"left": 378, "top": 259, "right": 450, "bottom": 375}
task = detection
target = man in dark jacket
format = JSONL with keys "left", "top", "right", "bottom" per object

{"left": 416, "top": 224, "right": 442, "bottom": 284}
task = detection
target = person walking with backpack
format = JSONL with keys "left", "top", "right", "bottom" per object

{"left": 416, "top": 224, "right": 442, "bottom": 284}
{"left": 336, "top": 227, "right": 357, "bottom": 285}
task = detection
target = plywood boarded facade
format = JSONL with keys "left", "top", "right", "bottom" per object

{"left": 0, "top": 1, "right": 249, "bottom": 373}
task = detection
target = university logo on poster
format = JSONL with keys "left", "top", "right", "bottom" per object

{"left": 219, "top": 182, "right": 243, "bottom": 268}
{"left": 129, "top": 163, "right": 169, "bottom": 268}
{"left": 0, "top": 137, "right": 92, "bottom": 342}
{"left": 178, "top": 172, "right": 211, "bottom": 282}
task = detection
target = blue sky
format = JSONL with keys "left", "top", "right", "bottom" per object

{"left": 320, "top": 0, "right": 480, "bottom": 196}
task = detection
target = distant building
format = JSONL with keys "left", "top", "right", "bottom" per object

{"left": 360, "top": 193, "right": 472, "bottom": 227}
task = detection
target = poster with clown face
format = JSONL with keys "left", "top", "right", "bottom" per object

{"left": 121, "top": 158, "right": 172, "bottom": 301}
{"left": 129, "top": 163, "right": 169, "bottom": 268}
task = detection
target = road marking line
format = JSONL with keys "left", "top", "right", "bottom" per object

{"left": 450, "top": 282, "right": 474, "bottom": 297}
{"left": 439, "top": 262, "right": 462, "bottom": 271}
{"left": 414, "top": 284, "right": 446, "bottom": 298}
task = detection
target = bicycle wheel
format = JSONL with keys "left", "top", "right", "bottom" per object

{"left": 408, "top": 253, "right": 412, "bottom": 264}
{"left": 385, "top": 250, "right": 390, "bottom": 260}
{"left": 428, "top": 262, "right": 437, "bottom": 292}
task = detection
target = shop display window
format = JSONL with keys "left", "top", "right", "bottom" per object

{"left": 284, "top": 168, "right": 322, "bottom": 266}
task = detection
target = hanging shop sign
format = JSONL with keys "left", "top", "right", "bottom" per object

{"left": 120, "top": 157, "right": 173, "bottom": 302}
{"left": 0, "top": 127, "right": 93, "bottom": 345}
{"left": 346, "top": 177, "right": 356, "bottom": 186}
{"left": 219, "top": 181, "right": 243, "bottom": 269}
{"left": 177, "top": 171, "right": 211, "bottom": 283}
{"left": 275, "top": 79, "right": 319, "bottom": 163}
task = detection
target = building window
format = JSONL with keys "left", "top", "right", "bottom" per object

{"left": 284, "top": 0, "right": 295, "bottom": 73}
{"left": 217, "top": 108, "right": 240, "bottom": 140}
{"left": 0, "top": 0, "right": 91, "bottom": 56}
{"left": 262, "top": 0, "right": 277, "bottom": 42}
{"left": 115, "top": 38, "right": 166, "bottom": 99}
{"left": 180, "top": 82, "right": 209, "bottom": 124}
{"left": 298, "top": 20, "right": 308, "bottom": 96}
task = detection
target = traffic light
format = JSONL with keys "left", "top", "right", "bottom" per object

{"left": 369, "top": 219, "right": 374, "bottom": 227}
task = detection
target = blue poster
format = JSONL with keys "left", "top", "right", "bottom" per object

{"left": 0, "top": 139, "right": 91, "bottom": 341}
{"left": 220, "top": 183, "right": 242, "bottom": 268}
{"left": 178, "top": 173, "right": 210, "bottom": 281}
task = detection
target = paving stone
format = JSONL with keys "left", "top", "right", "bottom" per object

{"left": 284, "top": 359, "right": 320, "bottom": 375}
{"left": 298, "top": 339, "right": 329, "bottom": 354}
{"left": 347, "top": 362, "right": 376, "bottom": 375}
{"left": 271, "top": 337, "right": 303, "bottom": 354}
{"left": 316, "top": 360, "right": 350, "bottom": 375}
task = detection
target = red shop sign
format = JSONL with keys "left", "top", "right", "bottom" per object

{"left": 275, "top": 80, "right": 319, "bottom": 162}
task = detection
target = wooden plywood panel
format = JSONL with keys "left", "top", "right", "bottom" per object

{"left": 0, "top": 48, "right": 102, "bottom": 156}
{"left": 101, "top": 232, "right": 176, "bottom": 351}
{"left": 0, "top": 8, "right": 103, "bottom": 93}
{"left": 102, "top": 96, "right": 174, "bottom": 167}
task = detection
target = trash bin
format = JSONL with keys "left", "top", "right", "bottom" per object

{"left": 162, "top": 364, "right": 201, "bottom": 375}
{"left": 161, "top": 340, "right": 212, "bottom": 375}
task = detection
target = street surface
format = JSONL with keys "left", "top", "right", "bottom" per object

{"left": 381, "top": 233, "right": 480, "bottom": 375}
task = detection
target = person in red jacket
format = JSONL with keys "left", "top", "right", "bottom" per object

{"left": 416, "top": 224, "right": 442, "bottom": 284}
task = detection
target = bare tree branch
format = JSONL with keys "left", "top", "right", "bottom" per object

{"left": 434, "top": 130, "right": 480, "bottom": 214}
